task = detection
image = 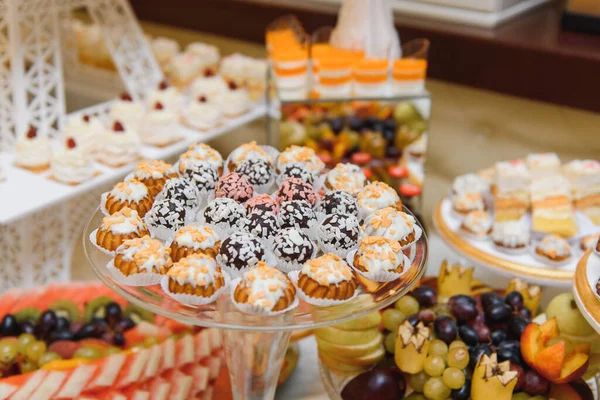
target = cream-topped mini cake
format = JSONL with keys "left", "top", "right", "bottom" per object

{"left": 357, "top": 181, "right": 402, "bottom": 218}
{"left": 151, "top": 37, "right": 180, "bottom": 69}
{"left": 297, "top": 253, "right": 357, "bottom": 301}
{"left": 183, "top": 96, "right": 222, "bottom": 131}
{"left": 563, "top": 159, "right": 600, "bottom": 224}
{"left": 492, "top": 221, "right": 530, "bottom": 251}
{"left": 217, "top": 83, "right": 250, "bottom": 117}
{"left": 494, "top": 159, "right": 531, "bottom": 221}
{"left": 51, "top": 137, "right": 96, "bottom": 184}
{"left": 581, "top": 233, "right": 600, "bottom": 252}
{"left": 353, "top": 236, "right": 404, "bottom": 275}
{"left": 535, "top": 234, "right": 571, "bottom": 262}
{"left": 170, "top": 53, "right": 203, "bottom": 87}
{"left": 227, "top": 141, "right": 270, "bottom": 171}
{"left": 104, "top": 179, "right": 153, "bottom": 217}
{"left": 145, "top": 81, "right": 182, "bottom": 111}
{"left": 527, "top": 153, "right": 561, "bottom": 181}
{"left": 185, "top": 42, "right": 220, "bottom": 74}
{"left": 325, "top": 163, "right": 367, "bottom": 195}
{"left": 170, "top": 224, "right": 220, "bottom": 262}
{"left": 189, "top": 75, "right": 228, "bottom": 99}
{"left": 166, "top": 253, "right": 225, "bottom": 298}
{"left": 452, "top": 173, "right": 489, "bottom": 195}
{"left": 233, "top": 261, "right": 296, "bottom": 312}
{"left": 63, "top": 114, "right": 104, "bottom": 155}
{"left": 109, "top": 93, "right": 144, "bottom": 131}
{"left": 362, "top": 207, "right": 417, "bottom": 247}
{"left": 451, "top": 192, "right": 485, "bottom": 215}
{"left": 220, "top": 53, "right": 250, "bottom": 86}
{"left": 114, "top": 235, "right": 171, "bottom": 277}
{"left": 140, "top": 102, "right": 180, "bottom": 147}
{"left": 130, "top": 160, "right": 176, "bottom": 197}
{"left": 530, "top": 175, "right": 577, "bottom": 237}
{"left": 14, "top": 127, "right": 52, "bottom": 171}
{"left": 96, "top": 208, "right": 150, "bottom": 253}
{"left": 179, "top": 143, "right": 224, "bottom": 174}
{"left": 97, "top": 121, "right": 140, "bottom": 167}
{"left": 277, "top": 145, "right": 325, "bottom": 175}
{"left": 461, "top": 210, "right": 493, "bottom": 237}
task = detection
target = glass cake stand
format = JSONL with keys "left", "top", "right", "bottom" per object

{"left": 83, "top": 208, "right": 428, "bottom": 400}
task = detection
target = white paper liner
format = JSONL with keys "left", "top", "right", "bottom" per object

{"left": 100, "top": 192, "right": 110, "bottom": 216}
{"left": 345, "top": 249, "right": 409, "bottom": 282}
{"left": 458, "top": 225, "right": 490, "bottom": 242}
{"left": 229, "top": 277, "right": 299, "bottom": 316}
{"left": 251, "top": 175, "right": 276, "bottom": 195}
{"left": 196, "top": 209, "right": 242, "bottom": 239}
{"left": 107, "top": 259, "right": 163, "bottom": 286}
{"left": 160, "top": 271, "right": 231, "bottom": 306}
{"left": 89, "top": 228, "right": 117, "bottom": 256}
{"left": 274, "top": 241, "right": 318, "bottom": 273}
{"left": 401, "top": 225, "right": 424, "bottom": 250}
{"left": 217, "top": 249, "right": 278, "bottom": 279}
{"left": 530, "top": 243, "right": 573, "bottom": 268}
{"left": 491, "top": 241, "right": 530, "bottom": 255}
{"left": 288, "top": 270, "right": 360, "bottom": 307}
{"left": 260, "top": 145, "right": 280, "bottom": 165}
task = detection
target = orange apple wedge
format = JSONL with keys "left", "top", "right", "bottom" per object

{"left": 521, "top": 318, "right": 559, "bottom": 366}
{"left": 534, "top": 341, "right": 564, "bottom": 380}
{"left": 553, "top": 345, "right": 591, "bottom": 384}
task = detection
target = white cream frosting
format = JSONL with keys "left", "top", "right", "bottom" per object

{"left": 97, "top": 125, "right": 140, "bottom": 166}
{"left": 51, "top": 145, "right": 95, "bottom": 184}
{"left": 220, "top": 53, "right": 250, "bottom": 83}
{"left": 492, "top": 221, "right": 530, "bottom": 248}
{"left": 527, "top": 153, "right": 561, "bottom": 180}
{"left": 145, "top": 87, "right": 181, "bottom": 111}
{"left": 180, "top": 143, "right": 223, "bottom": 170}
{"left": 184, "top": 101, "right": 222, "bottom": 130}
{"left": 109, "top": 180, "right": 149, "bottom": 203}
{"left": 302, "top": 253, "right": 354, "bottom": 286}
{"left": 63, "top": 115, "right": 104, "bottom": 154}
{"left": 537, "top": 234, "right": 571, "bottom": 257}
{"left": 168, "top": 253, "right": 221, "bottom": 288}
{"left": 326, "top": 163, "right": 366, "bottom": 194}
{"left": 229, "top": 141, "right": 269, "bottom": 166}
{"left": 563, "top": 160, "right": 600, "bottom": 198}
{"left": 109, "top": 99, "right": 144, "bottom": 129}
{"left": 170, "top": 53, "right": 203, "bottom": 83}
{"left": 239, "top": 261, "right": 291, "bottom": 311}
{"left": 530, "top": 175, "right": 572, "bottom": 202}
{"left": 357, "top": 181, "right": 401, "bottom": 217}
{"left": 173, "top": 224, "right": 219, "bottom": 251}
{"left": 140, "top": 108, "right": 179, "bottom": 146}
{"left": 495, "top": 159, "right": 530, "bottom": 193}
{"left": 102, "top": 208, "right": 146, "bottom": 235}
{"left": 277, "top": 145, "right": 325, "bottom": 174}
{"left": 452, "top": 173, "right": 489, "bottom": 195}
{"left": 355, "top": 236, "right": 403, "bottom": 274}
{"left": 14, "top": 135, "right": 52, "bottom": 168}
{"left": 185, "top": 42, "right": 220, "bottom": 67}
{"left": 151, "top": 37, "right": 180, "bottom": 65}
{"left": 581, "top": 234, "right": 600, "bottom": 251}
{"left": 117, "top": 236, "right": 171, "bottom": 274}
{"left": 452, "top": 191, "right": 485, "bottom": 213}
{"left": 132, "top": 160, "right": 174, "bottom": 180}
{"left": 189, "top": 76, "right": 228, "bottom": 100}
{"left": 461, "top": 210, "right": 493, "bottom": 236}
{"left": 217, "top": 88, "right": 250, "bottom": 117}
{"left": 362, "top": 207, "right": 416, "bottom": 241}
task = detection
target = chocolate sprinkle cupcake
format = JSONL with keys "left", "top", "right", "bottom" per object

{"left": 276, "top": 177, "right": 317, "bottom": 206}
{"left": 202, "top": 198, "right": 246, "bottom": 228}
{"left": 273, "top": 227, "right": 315, "bottom": 265}
{"left": 245, "top": 194, "right": 278, "bottom": 214}
{"left": 278, "top": 200, "right": 317, "bottom": 230}
{"left": 161, "top": 177, "right": 199, "bottom": 209}
{"left": 279, "top": 163, "right": 314, "bottom": 186}
{"left": 235, "top": 159, "right": 275, "bottom": 187}
{"left": 242, "top": 210, "right": 280, "bottom": 240}
{"left": 180, "top": 162, "right": 219, "bottom": 193}
{"left": 316, "top": 190, "right": 358, "bottom": 217}
{"left": 218, "top": 232, "right": 266, "bottom": 272}
{"left": 145, "top": 198, "right": 187, "bottom": 233}
{"left": 317, "top": 214, "right": 360, "bottom": 252}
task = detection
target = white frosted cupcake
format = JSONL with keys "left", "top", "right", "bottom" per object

{"left": 179, "top": 143, "right": 224, "bottom": 174}
{"left": 97, "top": 121, "right": 141, "bottom": 167}
{"left": 51, "top": 137, "right": 96, "bottom": 184}
{"left": 460, "top": 210, "right": 493, "bottom": 239}
{"left": 492, "top": 220, "right": 530, "bottom": 253}
{"left": 109, "top": 93, "right": 144, "bottom": 131}
{"left": 277, "top": 145, "right": 325, "bottom": 175}
{"left": 170, "top": 53, "right": 203, "bottom": 87}
{"left": 220, "top": 53, "right": 249, "bottom": 86}
{"left": 325, "top": 163, "right": 367, "bottom": 195}
{"left": 353, "top": 236, "right": 406, "bottom": 281}
{"left": 63, "top": 114, "right": 104, "bottom": 155}
{"left": 145, "top": 81, "right": 182, "bottom": 111}
{"left": 14, "top": 127, "right": 52, "bottom": 171}
{"left": 164, "top": 253, "right": 226, "bottom": 305}
{"left": 169, "top": 224, "right": 221, "bottom": 262}
{"left": 362, "top": 207, "right": 418, "bottom": 248}
{"left": 217, "top": 83, "right": 250, "bottom": 117}
{"left": 183, "top": 96, "right": 222, "bottom": 131}
{"left": 151, "top": 37, "right": 180, "bottom": 69}
{"left": 189, "top": 75, "right": 228, "bottom": 99}
{"left": 357, "top": 181, "right": 402, "bottom": 219}
{"left": 140, "top": 102, "right": 181, "bottom": 147}
{"left": 185, "top": 42, "right": 220, "bottom": 74}
{"left": 535, "top": 234, "right": 571, "bottom": 263}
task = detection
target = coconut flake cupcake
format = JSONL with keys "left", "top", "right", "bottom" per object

{"left": 233, "top": 261, "right": 296, "bottom": 314}
{"left": 357, "top": 181, "right": 402, "bottom": 219}
{"left": 179, "top": 143, "right": 224, "bottom": 174}
{"left": 316, "top": 214, "right": 360, "bottom": 256}
{"left": 180, "top": 162, "right": 219, "bottom": 195}
{"left": 201, "top": 198, "right": 246, "bottom": 235}
{"left": 235, "top": 159, "right": 275, "bottom": 192}
{"left": 324, "top": 163, "right": 367, "bottom": 195}
{"left": 535, "top": 234, "right": 571, "bottom": 262}
{"left": 103, "top": 180, "right": 153, "bottom": 217}
{"left": 277, "top": 145, "right": 325, "bottom": 175}
{"left": 362, "top": 207, "right": 418, "bottom": 248}
{"left": 113, "top": 235, "right": 171, "bottom": 277}
{"left": 272, "top": 227, "right": 316, "bottom": 271}
{"left": 460, "top": 210, "right": 493, "bottom": 238}
{"left": 278, "top": 200, "right": 317, "bottom": 231}
{"left": 316, "top": 190, "right": 359, "bottom": 217}
{"left": 276, "top": 177, "right": 317, "bottom": 206}
{"left": 492, "top": 221, "right": 530, "bottom": 252}
{"left": 227, "top": 141, "right": 270, "bottom": 171}
{"left": 241, "top": 210, "right": 280, "bottom": 241}
{"left": 214, "top": 172, "right": 254, "bottom": 204}
{"left": 353, "top": 236, "right": 405, "bottom": 276}
{"left": 217, "top": 232, "right": 266, "bottom": 277}
{"left": 130, "top": 160, "right": 177, "bottom": 197}
{"left": 160, "top": 177, "right": 200, "bottom": 210}
{"left": 144, "top": 198, "right": 188, "bottom": 240}
{"left": 169, "top": 224, "right": 220, "bottom": 262}
{"left": 245, "top": 194, "right": 279, "bottom": 214}
{"left": 165, "top": 253, "right": 226, "bottom": 302}
{"left": 452, "top": 191, "right": 485, "bottom": 216}
{"left": 297, "top": 253, "right": 357, "bottom": 302}
{"left": 278, "top": 163, "right": 315, "bottom": 186}
{"left": 95, "top": 208, "right": 149, "bottom": 253}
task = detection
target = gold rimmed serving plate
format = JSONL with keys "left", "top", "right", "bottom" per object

{"left": 573, "top": 250, "right": 600, "bottom": 335}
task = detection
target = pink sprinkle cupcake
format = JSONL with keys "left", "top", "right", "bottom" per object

{"left": 275, "top": 177, "right": 317, "bottom": 206}
{"left": 214, "top": 172, "right": 254, "bottom": 204}
{"left": 246, "top": 194, "right": 279, "bottom": 214}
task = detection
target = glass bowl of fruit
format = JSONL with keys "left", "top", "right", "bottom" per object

{"left": 318, "top": 261, "right": 598, "bottom": 400}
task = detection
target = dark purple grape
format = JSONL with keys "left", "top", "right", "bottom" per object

{"left": 505, "top": 291, "right": 524, "bottom": 311}
{"left": 508, "top": 317, "right": 528, "bottom": 339}
{"left": 498, "top": 340, "right": 520, "bottom": 352}
{"left": 39, "top": 310, "right": 57, "bottom": 332}
{"left": 383, "top": 119, "right": 397, "bottom": 131}
{"left": 434, "top": 316, "right": 458, "bottom": 344}
{"left": 480, "top": 292, "right": 504, "bottom": 309}
{"left": 411, "top": 286, "right": 437, "bottom": 308}
{"left": 491, "top": 329, "right": 507, "bottom": 345}
{"left": 20, "top": 322, "right": 35, "bottom": 335}
{"left": 364, "top": 116, "right": 379, "bottom": 129}
{"left": 74, "top": 323, "right": 104, "bottom": 340}
{"left": 348, "top": 116, "right": 364, "bottom": 131}
{"left": 0, "top": 315, "right": 20, "bottom": 337}
{"left": 328, "top": 118, "right": 345, "bottom": 135}
{"left": 474, "top": 324, "right": 491, "bottom": 342}
{"left": 90, "top": 318, "right": 109, "bottom": 332}
{"left": 113, "top": 332, "right": 125, "bottom": 347}
{"left": 55, "top": 317, "right": 70, "bottom": 332}
{"left": 115, "top": 318, "right": 135, "bottom": 333}
{"left": 449, "top": 295, "right": 478, "bottom": 322}
{"left": 485, "top": 303, "right": 512, "bottom": 324}
{"left": 469, "top": 344, "right": 492, "bottom": 369}
{"left": 417, "top": 309, "right": 435, "bottom": 325}
{"left": 341, "top": 368, "right": 406, "bottom": 400}
{"left": 497, "top": 348, "right": 522, "bottom": 366}
{"left": 48, "top": 329, "right": 75, "bottom": 343}
{"left": 105, "top": 303, "right": 122, "bottom": 326}
{"left": 523, "top": 369, "right": 548, "bottom": 395}
{"left": 458, "top": 325, "right": 479, "bottom": 346}
{"left": 451, "top": 379, "right": 471, "bottom": 400}
{"left": 517, "top": 308, "right": 532, "bottom": 322}
{"left": 467, "top": 312, "right": 485, "bottom": 327}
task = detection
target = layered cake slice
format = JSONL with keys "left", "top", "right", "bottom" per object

{"left": 530, "top": 175, "right": 577, "bottom": 237}
{"left": 526, "top": 152, "right": 561, "bottom": 181}
{"left": 493, "top": 159, "right": 530, "bottom": 221}
{"left": 563, "top": 159, "right": 600, "bottom": 224}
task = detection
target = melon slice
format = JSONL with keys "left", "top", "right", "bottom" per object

{"left": 182, "top": 364, "right": 210, "bottom": 394}
{"left": 148, "top": 376, "right": 171, "bottom": 400}
{"left": 160, "top": 337, "right": 176, "bottom": 372}
{"left": 115, "top": 348, "right": 151, "bottom": 388}
{"left": 54, "top": 362, "right": 97, "bottom": 398}
{"left": 84, "top": 353, "right": 127, "bottom": 391}
{"left": 163, "top": 369, "right": 193, "bottom": 400}
{"left": 203, "top": 356, "right": 222, "bottom": 381}
{"left": 142, "top": 343, "right": 163, "bottom": 380}
{"left": 176, "top": 334, "right": 195, "bottom": 367}
{"left": 9, "top": 370, "right": 47, "bottom": 400}
{"left": 194, "top": 330, "right": 211, "bottom": 361}
{"left": 28, "top": 370, "right": 68, "bottom": 400}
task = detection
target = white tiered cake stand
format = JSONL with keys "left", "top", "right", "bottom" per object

{"left": 83, "top": 207, "right": 429, "bottom": 400}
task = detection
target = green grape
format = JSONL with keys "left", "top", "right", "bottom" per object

{"left": 384, "top": 332, "right": 396, "bottom": 354}
{"left": 104, "top": 346, "right": 122, "bottom": 356}
{"left": 428, "top": 339, "right": 448, "bottom": 358}
{"left": 25, "top": 341, "right": 47, "bottom": 362}
{"left": 38, "top": 351, "right": 61, "bottom": 366}
{"left": 442, "top": 367, "right": 465, "bottom": 390}
{"left": 404, "top": 393, "right": 427, "bottom": 400}
{"left": 423, "top": 376, "right": 450, "bottom": 400}
{"left": 19, "top": 359, "right": 38, "bottom": 373}
{"left": 17, "top": 334, "right": 35, "bottom": 353}
{"left": 423, "top": 355, "right": 445, "bottom": 377}
{"left": 448, "top": 340, "right": 467, "bottom": 351}
{"left": 382, "top": 309, "right": 405, "bottom": 333}
{"left": 407, "top": 371, "right": 429, "bottom": 393}
{"left": 73, "top": 346, "right": 102, "bottom": 360}
{"left": 511, "top": 393, "right": 531, "bottom": 400}
{"left": 395, "top": 295, "right": 420, "bottom": 316}
{"left": 0, "top": 341, "right": 18, "bottom": 364}
{"left": 447, "top": 347, "right": 469, "bottom": 370}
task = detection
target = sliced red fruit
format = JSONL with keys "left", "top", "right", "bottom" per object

{"left": 159, "top": 337, "right": 176, "bottom": 373}
{"left": 115, "top": 348, "right": 151, "bottom": 388}
{"left": 534, "top": 341, "right": 565, "bottom": 380}
{"left": 49, "top": 340, "right": 81, "bottom": 359}
{"left": 141, "top": 343, "right": 162, "bottom": 380}
{"left": 147, "top": 375, "right": 171, "bottom": 400}
{"left": 182, "top": 364, "right": 210, "bottom": 394}
{"left": 176, "top": 334, "right": 195, "bottom": 367}
{"left": 26, "top": 126, "right": 37, "bottom": 139}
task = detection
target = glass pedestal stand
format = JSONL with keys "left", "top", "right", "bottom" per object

{"left": 83, "top": 208, "right": 428, "bottom": 400}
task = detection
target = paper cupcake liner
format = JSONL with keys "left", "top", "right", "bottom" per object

{"left": 195, "top": 211, "right": 240, "bottom": 239}
{"left": 458, "top": 225, "right": 490, "bottom": 242}
{"left": 492, "top": 242, "right": 530, "bottom": 256}
{"left": 287, "top": 271, "right": 360, "bottom": 307}
{"left": 160, "top": 272, "right": 231, "bottom": 306}
{"left": 251, "top": 176, "right": 277, "bottom": 195}
{"left": 89, "top": 229, "right": 116, "bottom": 256}
{"left": 530, "top": 244, "right": 573, "bottom": 268}
{"left": 100, "top": 192, "right": 110, "bottom": 216}
{"left": 400, "top": 225, "right": 424, "bottom": 250}
{"left": 229, "top": 277, "right": 299, "bottom": 316}
{"left": 345, "top": 250, "right": 409, "bottom": 283}
{"left": 316, "top": 237, "right": 359, "bottom": 259}
{"left": 107, "top": 259, "right": 163, "bottom": 287}
{"left": 273, "top": 240, "right": 317, "bottom": 273}
{"left": 260, "top": 145, "right": 280, "bottom": 165}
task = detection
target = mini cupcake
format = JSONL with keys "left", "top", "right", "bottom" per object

{"left": 165, "top": 253, "right": 226, "bottom": 304}
{"left": 461, "top": 210, "right": 493, "bottom": 238}
{"left": 535, "top": 234, "right": 571, "bottom": 263}
{"left": 180, "top": 162, "right": 219, "bottom": 195}
{"left": 217, "top": 232, "right": 266, "bottom": 277}
{"left": 140, "top": 101, "right": 181, "bottom": 147}
{"left": 492, "top": 221, "right": 530, "bottom": 253}
{"left": 144, "top": 198, "right": 188, "bottom": 240}
{"left": 103, "top": 180, "right": 153, "bottom": 217}
{"left": 189, "top": 75, "right": 228, "bottom": 99}
{"left": 235, "top": 159, "right": 275, "bottom": 192}
{"left": 316, "top": 213, "right": 360, "bottom": 255}
{"left": 160, "top": 177, "right": 200, "bottom": 210}
{"left": 169, "top": 53, "right": 203, "bottom": 88}
{"left": 277, "top": 145, "right": 325, "bottom": 175}
{"left": 14, "top": 127, "right": 52, "bottom": 171}
{"left": 151, "top": 37, "right": 180, "bottom": 69}
{"left": 217, "top": 82, "right": 250, "bottom": 118}
{"left": 227, "top": 141, "right": 270, "bottom": 171}
{"left": 278, "top": 163, "right": 315, "bottom": 186}
{"left": 580, "top": 233, "right": 600, "bottom": 252}
{"left": 357, "top": 181, "right": 402, "bottom": 219}
{"left": 233, "top": 261, "right": 296, "bottom": 314}
{"left": 183, "top": 95, "right": 222, "bottom": 131}
{"left": 296, "top": 253, "right": 357, "bottom": 302}
{"left": 145, "top": 81, "right": 181, "bottom": 111}
{"left": 452, "top": 173, "right": 489, "bottom": 195}
{"left": 201, "top": 198, "right": 246, "bottom": 236}
{"left": 362, "top": 207, "right": 418, "bottom": 248}
{"left": 97, "top": 120, "right": 140, "bottom": 167}
{"left": 130, "top": 160, "right": 177, "bottom": 197}
{"left": 324, "top": 163, "right": 367, "bottom": 195}
{"left": 63, "top": 114, "right": 104, "bottom": 155}
{"left": 113, "top": 235, "right": 171, "bottom": 284}
{"left": 272, "top": 227, "right": 316, "bottom": 272}
{"left": 276, "top": 177, "right": 317, "bottom": 206}
{"left": 452, "top": 192, "right": 485, "bottom": 216}
{"left": 185, "top": 42, "right": 220, "bottom": 74}
{"left": 278, "top": 200, "right": 317, "bottom": 231}
{"left": 353, "top": 236, "right": 405, "bottom": 279}
{"left": 179, "top": 143, "right": 224, "bottom": 174}
{"left": 241, "top": 210, "right": 280, "bottom": 241}
{"left": 316, "top": 190, "right": 359, "bottom": 217}
{"left": 214, "top": 172, "right": 254, "bottom": 204}
{"left": 245, "top": 194, "right": 279, "bottom": 214}
{"left": 169, "top": 224, "right": 220, "bottom": 262}
{"left": 109, "top": 93, "right": 144, "bottom": 131}
{"left": 51, "top": 137, "right": 96, "bottom": 184}
{"left": 94, "top": 208, "right": 149, "bottom": 253}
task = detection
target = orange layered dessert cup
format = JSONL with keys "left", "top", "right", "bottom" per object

{"left": 353, "top": 59, "right": 389, "bottom": 98}
{"left": 392, "top": 59, "right": 427, "bottom": 95}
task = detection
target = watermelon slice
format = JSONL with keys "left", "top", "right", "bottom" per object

{"left": 147, "top": 376, "right": 171, "bottom": 400}
{"left": 52, "top": 362, "right": 97, "bottom": 398}
{"left": 84, "top": 353, "right": 127, "bottom": 392}
{"left": 8, "top": 370, "right": 47, "bottom": 400}
{"left": 162, "top": 369, "right": 193, "bottom": 400}
{"left": 182, "top": 364, "right": 209, "bottom": 395}
{"left": 141, "top": 344, "right": 162, "bottom": 380}
{"left": 159, "top": 337, "right": 176, "bottom": 372}
{"left": 114, "top": 349, "right": 151, "bottom": 388}
{"left": 175, "top": 334, "right": 195, "bottom": 367}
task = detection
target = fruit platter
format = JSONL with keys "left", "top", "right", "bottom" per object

{"left": 319, "top": 260, "right": 600, "bottom": 400}
{"left": 434, "top": 156, "right": 600, "bottom": 287}
{"left": 574, "top": 249, "right": 600, "bottom": 335}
